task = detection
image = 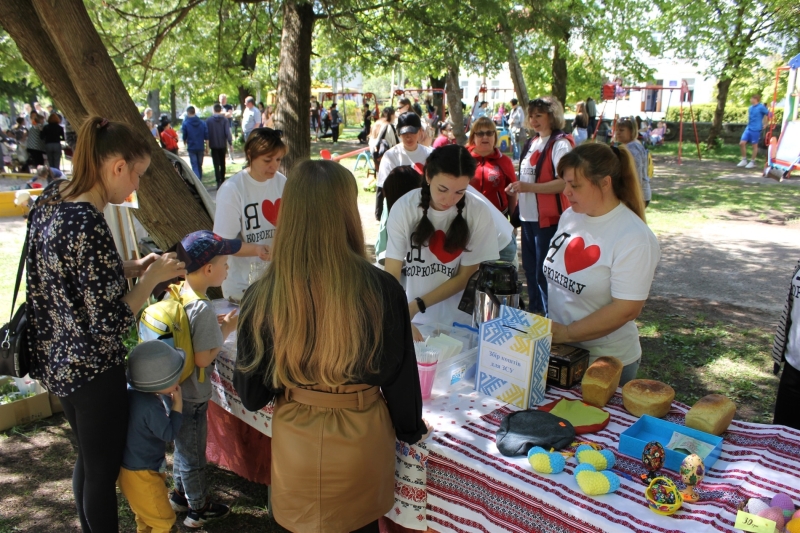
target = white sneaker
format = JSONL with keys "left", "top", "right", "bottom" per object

{"left": 745, "top": 161, "right": 756, "bottom": 169}
{"left": 736, "top": 159, "right": 748, "bottom": 167}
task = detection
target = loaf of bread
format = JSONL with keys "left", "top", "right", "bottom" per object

{"left": 581, "top": 357, "right": 624, "bottom": 407}
{"left": 685, "top": 394, "right": 736, "bottom": 435}
{"left": 622, "top": 379, "right": 675, "bottom": 418}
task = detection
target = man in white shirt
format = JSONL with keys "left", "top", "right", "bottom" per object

{"left": 508, "top": 98, "right": 525, "bottom": 161}
{"left": 241, "top": 96, "right": 258, "bottom": 142}
{"left": 375, "top": 112, "right": 433, "bottom": 219}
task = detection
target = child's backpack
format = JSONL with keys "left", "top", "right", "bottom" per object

{"left": 138, "top": 281, "right": 207, "bottom": 384}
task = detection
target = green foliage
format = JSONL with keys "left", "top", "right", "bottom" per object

{"left": 664, "top": 103, "right": 783, "bottom": 124}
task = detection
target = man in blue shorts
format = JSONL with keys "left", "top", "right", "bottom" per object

{"left": 738, "top": 93, "right": 770, "bottom": 169}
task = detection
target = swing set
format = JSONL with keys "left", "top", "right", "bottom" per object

{"left": 593, "top": 81, "right": 702, "bottom": 163}
{"left": 764, "top": 53, "right": 800, "bottom": 181}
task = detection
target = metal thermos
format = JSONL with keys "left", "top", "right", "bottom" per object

{"left": 457, "top": 261, "right": 521, "bottom": 329}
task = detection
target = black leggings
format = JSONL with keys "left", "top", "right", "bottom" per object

{"left": 60, "top": 365, "right": 129, "bottom": 533}
{"left": 774, "top": 362, "right": 800, "bottom": 430}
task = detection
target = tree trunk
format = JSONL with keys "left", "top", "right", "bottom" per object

{"left": 445, "top": 59, "right": 467, "bottom": 145}
{"left": 146, "top": 89, "right": 160, "bottom": 120}
{"left": 0, "top": 0, "right": 213, "bottom": 250}
{"left": 237, "top": 48, "right": 258, "bottom": 109}
{"left": 551, "top": 34, "right": 568, "bottom": 106}
{"left": 274, "top": 1, "right": 314, "bottom": 172}
{"left": 707, "top": 76, "right": 733, "bottom": 147}
{"left": 501, "top": 28, "right": 530, "bottom": 151}
{"left": 0, "top": 1, "right": 88, "bottom": 124}
{"left": 170, "top": 84, "right": 177, "bottom": 123}
{"left": 502, "top": 31, "right": 528, "bottom": 111}
{"left": 429, "top": 75, "right": 446, "bottom": 130}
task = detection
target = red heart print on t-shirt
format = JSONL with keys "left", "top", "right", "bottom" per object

{"left": 261, "top": 198, "right": 281, "bottom": 226}
{"left": 564, "top": 236, "right": 600, "bottom": 274}
{"left": 429, "top": 230, "right": 462, "bottom": 264}
{"left": 413, "top": 162, "right": 425, "bottom": 175}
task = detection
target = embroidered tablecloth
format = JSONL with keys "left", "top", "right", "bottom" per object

{"left": 208, "top": 299, "right": 800, "bottom": 532}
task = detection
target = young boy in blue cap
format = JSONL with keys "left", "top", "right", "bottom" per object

{"left": 170, "top": 230, "right": 241, "bottom": 528}
{"left": 119, "top": 340, "right": 186, "bottom": 533}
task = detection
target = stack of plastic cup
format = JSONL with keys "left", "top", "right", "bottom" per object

{"left": 416, "top": 347, "right": 440, "bottom": 400}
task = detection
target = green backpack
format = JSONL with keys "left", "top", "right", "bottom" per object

{"left": 138, "top": 281, "right": 207, "bottom": 384}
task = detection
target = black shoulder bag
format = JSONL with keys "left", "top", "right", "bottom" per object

{"left": 0, "top": 236, "right": 31, "bottom": 377}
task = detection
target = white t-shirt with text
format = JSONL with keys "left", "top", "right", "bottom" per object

{"left": 518, "top": 135, "right": 572, "bottom": 222}
{"left": 377, "top": 144, "right": 433, "bottom": 187}
{"left": 545, "top": 203, "right": 660, "bottom": 365}
{"left": 386, "top": 189, "right": 500, "bottom": 327}
{"left": 213, "top": 169, "right": 287, "bottom": 300}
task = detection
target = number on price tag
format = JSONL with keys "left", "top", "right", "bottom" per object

{"left": 734, "top": 510, "right": 777, "bottom": 533}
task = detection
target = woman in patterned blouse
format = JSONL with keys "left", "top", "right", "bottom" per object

{"left": 26, "top": 116, "right": 186, "bottom": 532}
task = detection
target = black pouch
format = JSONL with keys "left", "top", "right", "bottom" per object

{"left": 495, "top": 410, "right": 575, "bottom": 456}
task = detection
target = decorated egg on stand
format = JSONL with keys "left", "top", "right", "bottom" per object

{"left": 640, "top": 441, "right": 666, "bottom": 484}
{"left": 679, "top": 454, "right": 704, "bottom": 503}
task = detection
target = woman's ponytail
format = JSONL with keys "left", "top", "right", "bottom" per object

{"left": 412, "top": 179, "right": 436, "bottom": 247}
{"left": 613, "top": 145, "right": 645, "bottom": 222}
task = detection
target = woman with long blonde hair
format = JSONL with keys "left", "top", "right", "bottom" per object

{"left": 233, "top": 160, "right": 427, "bottom": 533}
{"left": 546, "top": 143, "right": 660, "bottom": 386}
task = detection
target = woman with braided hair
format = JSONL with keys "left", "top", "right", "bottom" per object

{"left": 385, "top": 144, "right": 499, "bottom": 340}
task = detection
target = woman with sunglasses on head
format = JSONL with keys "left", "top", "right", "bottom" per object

{"left": 213, "top": 128, "right": 285, "bottom": 301}
{"left": 546, "top": 143, "right": 660, "bottom": 386}
{"left": 385, "top": 145, "right": 500, "bottom": 341}
{"left": 505, "top": 96, "right": 574, "bottom": 316}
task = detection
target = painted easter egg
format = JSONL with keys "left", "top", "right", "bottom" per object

{"left": 642, "top": 441, "right": 666, "bottom": 472}
{"left": 679, "top": 454, "right": 705, "bottom": 486}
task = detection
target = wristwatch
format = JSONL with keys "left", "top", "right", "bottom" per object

{"left": 415, "top": 297, "right": 427, "bottom": 313}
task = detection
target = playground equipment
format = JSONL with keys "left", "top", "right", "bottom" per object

{"left": 765, "top": 53, "right": 800, "bottom": 181}
{"left": 318, "top": 91, "right": 380, "bottom": 127}
{"left": 593, "top": 82, "right": 702, "bottom": 164}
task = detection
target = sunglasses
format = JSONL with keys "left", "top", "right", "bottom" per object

{"left": 530, "top": 98, "right": 552, "bottom": 109}
{"left": 474, "top": 130, "right": 495, "bottom": 138}
{"left": 252, "top": 127, "right": 283, "bottom": 139}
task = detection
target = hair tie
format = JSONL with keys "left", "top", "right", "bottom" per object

{"left": 97, "top": 118, "right": 109, "bottom": 129}
{"left": 610, "top": 145, "right": 621, "bottom": 158}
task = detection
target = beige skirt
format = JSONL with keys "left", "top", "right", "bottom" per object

{"left": 271, "top": 384, "right": 395, "bottom": 533}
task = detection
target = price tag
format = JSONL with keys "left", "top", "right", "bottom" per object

{"left": 734, "top": 511, "right": 777, "bottom": 533}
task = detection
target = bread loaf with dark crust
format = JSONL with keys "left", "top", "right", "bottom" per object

{"left": 622, "top": 379, "right": 675, "bottom": 418}
{"left": 581, "top": 356, "right": 624, "bottom": 407}
{"left": 685, "top": 394, "right": 736, "bottom": 435}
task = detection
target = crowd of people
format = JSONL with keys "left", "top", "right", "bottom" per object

{"left": 16, "top": 86, "right": 798, "bottom": 533}
{"left": 0, "top": 103, "right": 70, "bottom": 174}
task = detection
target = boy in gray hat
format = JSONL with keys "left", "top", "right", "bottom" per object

{"left": 118, "top": 340, "right": 185, "bottom": 533}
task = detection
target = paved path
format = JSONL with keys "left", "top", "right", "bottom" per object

{"left": 651, "top": 221, "right": 800, "bottom": 316}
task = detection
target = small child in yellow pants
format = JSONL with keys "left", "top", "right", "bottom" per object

{"left": 118, "top": 340, "right": 186, "bottom": 533}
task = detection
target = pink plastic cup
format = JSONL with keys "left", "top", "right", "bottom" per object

{"left": 417, "top": 361, "right": 438, "bottom": 400}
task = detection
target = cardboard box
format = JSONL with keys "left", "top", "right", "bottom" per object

{"left": 476, "top": 306, "right": 552, "bottom": 409}
{"left": 0, "top": 377, "right": 52, "bottom": 431}
{"left": 548, "top": 344, "right": 590, "bottom": 388}
{"left": 48, "top": 393, "right": 64, "bottom": 414}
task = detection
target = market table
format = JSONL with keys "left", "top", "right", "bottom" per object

{"left": 206, "top": 309, "right": 800, "bottom": 532}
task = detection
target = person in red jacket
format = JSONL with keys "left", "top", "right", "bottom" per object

{"left": 505, "top": 96, "right": 574, "bottom": 315}
{"left": 160, "top": 121, "right": 179, "bottom": 154}
{"left": 466, "top": 116, "right": 517, "bottom": 216}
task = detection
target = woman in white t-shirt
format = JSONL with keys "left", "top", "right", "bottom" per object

{"left": 386, "top": 145, "right": 500, "bottom": 340}
{"left": 213, "top": 128, "right": 286, "bottom": 300}
{"left": 545, "top": 143, "right": 660, "bottom": 386}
